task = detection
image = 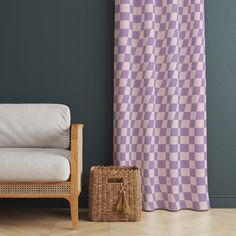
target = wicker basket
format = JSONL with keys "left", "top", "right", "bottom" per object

{"left": 88, "top": 166, "right": 142, "bottom": 222}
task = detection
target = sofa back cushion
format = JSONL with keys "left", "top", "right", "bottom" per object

{"left": 0, "top": 104, "right": 70, "bottom": 148}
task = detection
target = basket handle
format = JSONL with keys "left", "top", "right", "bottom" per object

{"left": 107, "top": 177, "right": 124, "bottom": 184}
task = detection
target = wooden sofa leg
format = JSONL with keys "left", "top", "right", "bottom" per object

{"left": 70, "top": 195, "right": 79, "bottom": 230}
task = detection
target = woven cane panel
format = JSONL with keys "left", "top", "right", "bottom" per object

{"left": 88, "top": 166, "right": 142, "bottom": 222}
{"left": 0, "top": 184, "right": 71, "bottom": 195}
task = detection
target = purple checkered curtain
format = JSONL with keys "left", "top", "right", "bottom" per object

{"left": 114, "top": 0, "right": 210, "bottom": 211}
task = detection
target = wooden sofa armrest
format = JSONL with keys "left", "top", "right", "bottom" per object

{"left": 71, "top": 124, "right": 83, "bottom": 195}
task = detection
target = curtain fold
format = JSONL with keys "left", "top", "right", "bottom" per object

{"left": 114, "top": 0, "right": 209, "bottom": 211}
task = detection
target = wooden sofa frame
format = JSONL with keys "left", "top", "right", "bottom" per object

{"left": 0, "top": 124, "right": 83, "bottom": 230}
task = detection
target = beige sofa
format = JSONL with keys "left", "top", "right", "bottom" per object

{"left": 0, "top": 104, "right": 83, "bottom": 229}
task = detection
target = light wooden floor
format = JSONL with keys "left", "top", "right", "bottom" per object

{"left": 0, "top": 208, "right": 235, "bottom": 236}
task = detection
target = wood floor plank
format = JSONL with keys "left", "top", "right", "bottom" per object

{"left": 0, "top": 208, "right": 235, "bottom": 236}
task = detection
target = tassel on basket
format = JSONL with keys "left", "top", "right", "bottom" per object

{"left": 115, "top": 182, "right": 130, "bottom": 215}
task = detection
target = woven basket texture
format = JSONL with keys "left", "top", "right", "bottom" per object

{"left": 88, "top": 166, "right": 142, "bottom": 222}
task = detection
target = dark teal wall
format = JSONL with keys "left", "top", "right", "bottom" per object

{"left": 0, "top": 0, "right": 235, "bottom": 208}
{"left": 205, "top": 0, "right": 236, "bottom": 207}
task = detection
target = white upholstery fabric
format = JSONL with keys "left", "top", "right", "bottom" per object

{"left": 0, "top": 148, "right": 71, "bottom": 182}
{"left": 0, "top": 104, "right": 70, "bottom": 148}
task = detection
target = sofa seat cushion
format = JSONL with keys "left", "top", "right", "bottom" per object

{"left": 0, "top": 148, "right": 71, "bottom": 182}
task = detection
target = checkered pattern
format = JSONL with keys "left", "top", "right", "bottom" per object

{"left": 114, "top": 0, "right": 209, "bottom": 211}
